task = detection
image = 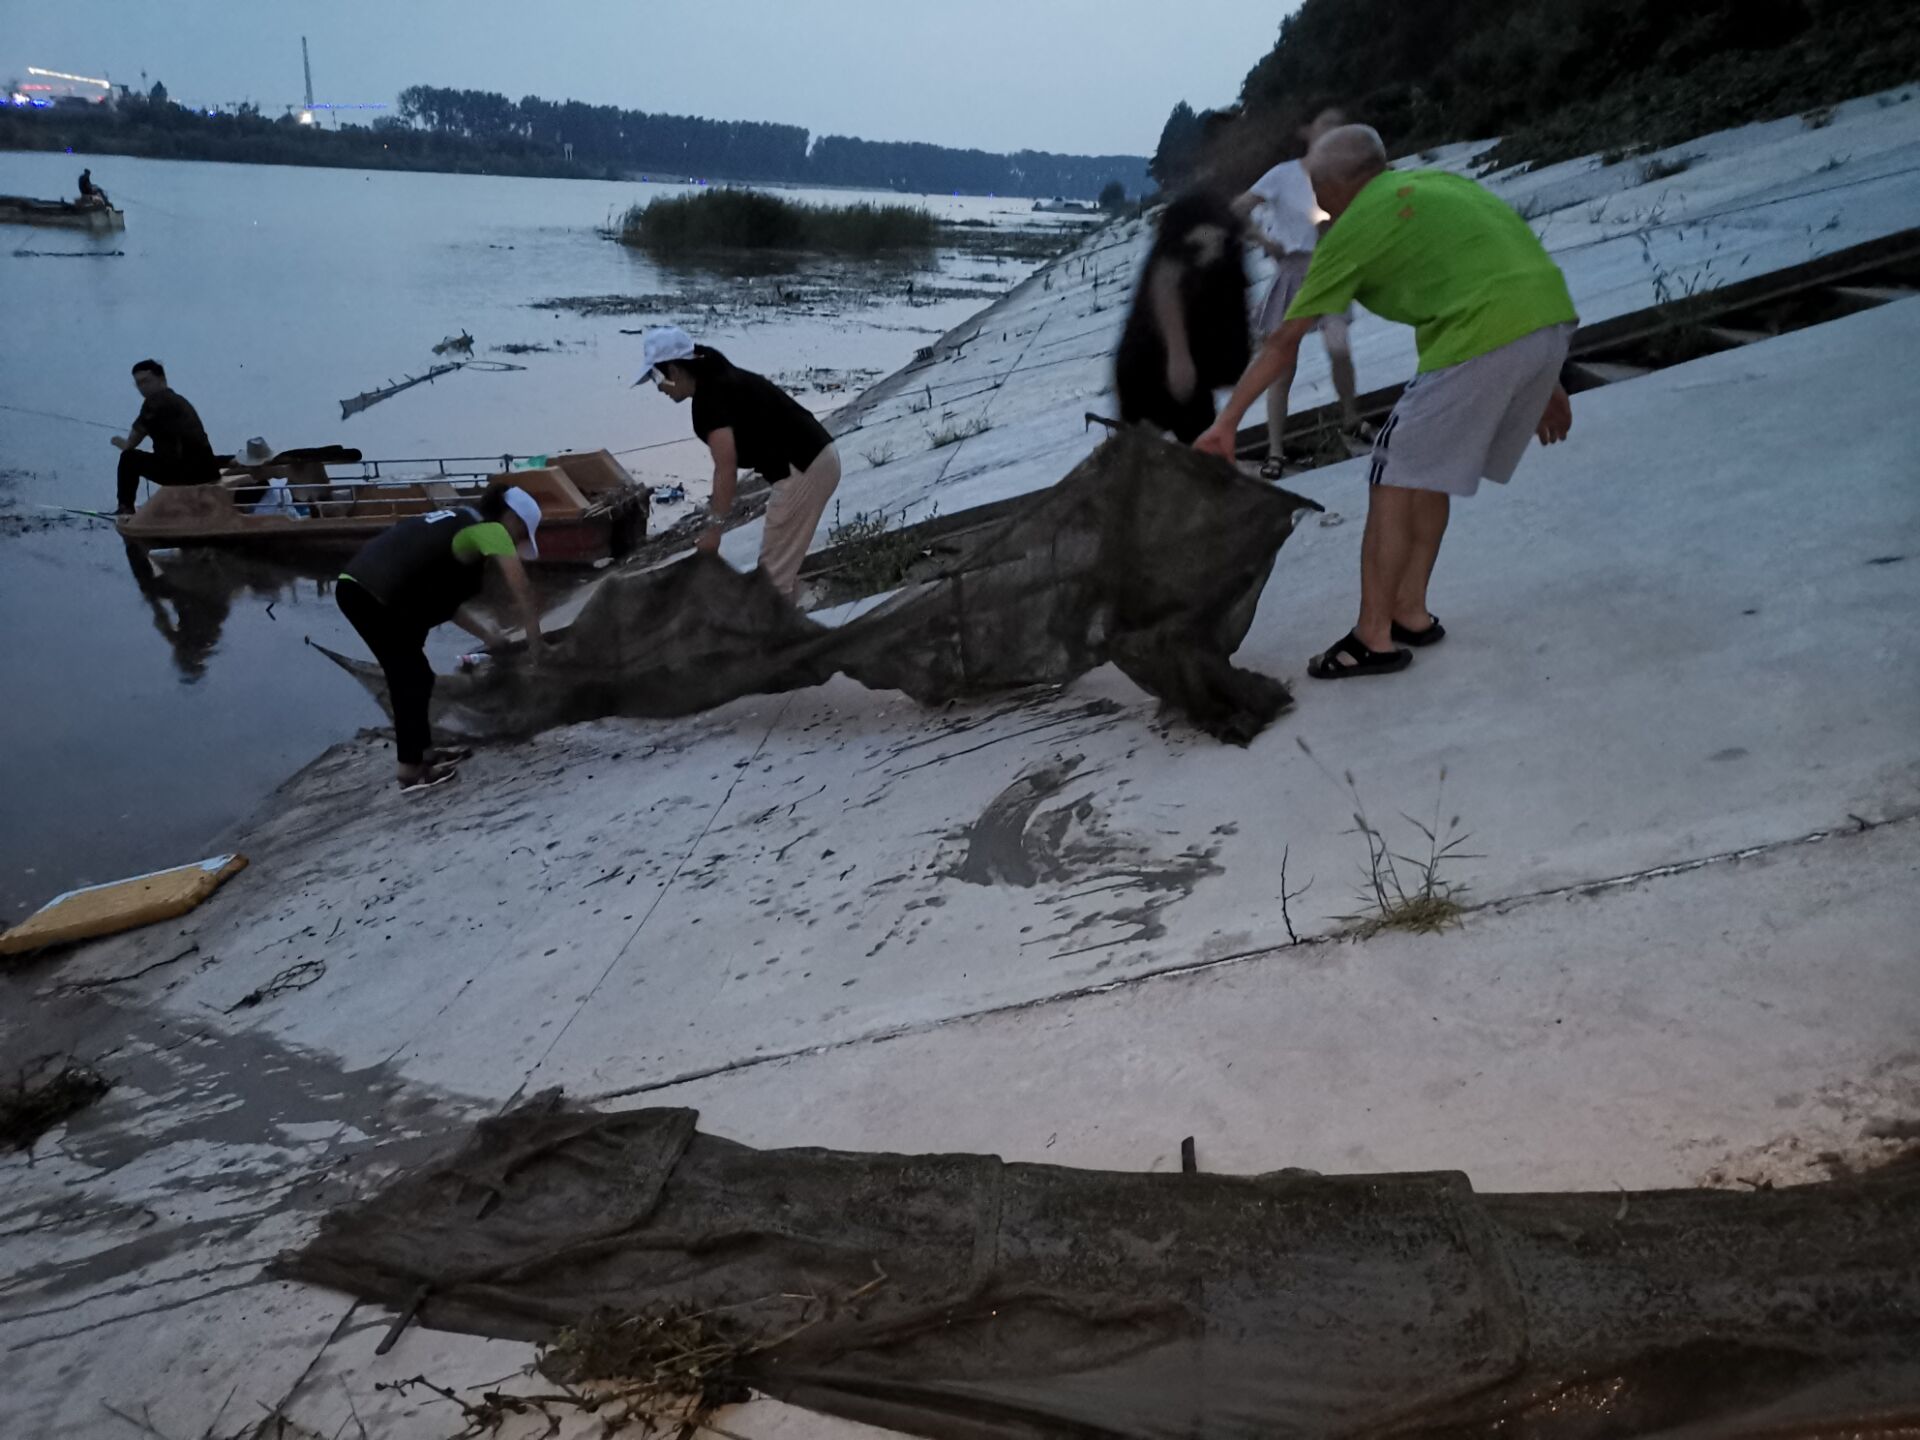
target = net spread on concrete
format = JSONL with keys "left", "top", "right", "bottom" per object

{"left": 281, "top": 1096, "right": 1920, "bottom": 1438}
{"left": 318, "top": 430, "right": 1321, "bottom": 746}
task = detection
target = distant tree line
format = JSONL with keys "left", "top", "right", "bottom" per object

{"left": 0, "top": 83, "right": 1148, "bottom": 199}
{"left": 1152, "top": 0, "right": 1920, "bottom": 185}
{"left": 0, "top": 89, "right": 599, "bottom": 181}
{"left": 397, "top": 84, "right": 1149, "bottom": 197}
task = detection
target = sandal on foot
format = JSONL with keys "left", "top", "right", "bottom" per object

{"left": 1390, "top": 616, "right": 1445, "bottom": 647}
{"left": 1308, "top": 631, "right": 1412, "bottom": 680}
{"left": 398, "top": 764, "right": 460, "bottom": 794}
{"left": 1259, "top": 457, "right": 1286, "bottom": 481}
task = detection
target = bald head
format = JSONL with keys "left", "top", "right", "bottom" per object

{"left": 1305, "top": 124, "right": 1388, "bottom": 218}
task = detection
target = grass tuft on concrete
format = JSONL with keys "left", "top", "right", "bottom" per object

{"left": 929, "top": 416, "right": 992, "bottom": 449}
{"left": 1296, "top": 739, "right": 1478, "bottom": 940}
{"left": 825, "top": 502, "right": 937, "bottom": 596}
{"left": 1640, "top": 152, "right": 1698, "bottom": 184}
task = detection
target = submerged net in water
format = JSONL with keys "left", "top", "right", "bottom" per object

{"left": 278, "top": 1097, "right": 1920, "bottom": 1439}
{"left": 317, "top": 430, "right": 1321, "bottom": 746}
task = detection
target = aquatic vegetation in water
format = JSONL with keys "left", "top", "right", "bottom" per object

{"left": 622, "top": 189, "right": 936, "bottom": 256}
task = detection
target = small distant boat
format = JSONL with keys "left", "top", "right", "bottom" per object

{"left": 0, "top": 195, "right": 126, "bottom": 232}
{"left": 1031, "top": 197, "right": 1095, "bottom": 214}
{"left": 118, "top": 448, "right": 650, "bottom": 567}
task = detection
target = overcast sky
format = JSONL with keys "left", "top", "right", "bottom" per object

{"left": 5, "top": 0, "right": 1292, "bottom": 156}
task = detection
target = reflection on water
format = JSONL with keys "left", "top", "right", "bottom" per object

{"left": 0, "top": 150, "right": 1072, "bottom": 919}
{"left": 121, "top": 543, "right": 336, "bottom": 684}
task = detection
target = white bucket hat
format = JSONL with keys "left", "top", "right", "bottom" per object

{"left": 232, "top": 437, "right": 277, "bottom": 467}
{"left": 501, "top": 485, "right": 541, "bottom": 559}
{"left": 636, "top": 325, "right": 696, "bottom": 386}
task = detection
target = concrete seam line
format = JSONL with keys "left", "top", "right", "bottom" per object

{"left": 509, "top": 698, "right": 794, "bottom": 1106}
{"left": 1479, "top": 807, "right": 1916, "bottom": 914}
{"left": 581, "top": 808, "right": 1918, "bottom": 1104}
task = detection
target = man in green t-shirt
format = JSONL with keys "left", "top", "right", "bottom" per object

{"left": 1196, "top": 125, "right": 1578, "bottom": 679}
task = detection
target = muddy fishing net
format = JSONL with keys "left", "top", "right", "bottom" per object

{"left": 279, "top": 1096, "right": 1920, "bottom": 1439}
{"left": 317, "top": 431, "right": 1320, "bottom": 745}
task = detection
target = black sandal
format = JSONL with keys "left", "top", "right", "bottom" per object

{"left": 1259, "top": 457, "right": 1286, "bottom": 481}
{"left": 1308, "top": 631, "right": 1412, "bottom": 679}
{"left": 1390, "top": 616, "right": 1445, "bottom": 647}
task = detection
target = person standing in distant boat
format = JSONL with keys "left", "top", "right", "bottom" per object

{"left": 111, "top": 359, "right": 218, "bottom": 516}
{"left": 638, "top": 326, "right": 841, "bottom": 599}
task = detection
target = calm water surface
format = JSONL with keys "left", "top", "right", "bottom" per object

{"left": 0, "top": 150, "right": 1074, "bottom": 919}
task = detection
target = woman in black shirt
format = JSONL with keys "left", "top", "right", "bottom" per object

{"left": 640, "top": 327, "right": 840, "bottom": 598}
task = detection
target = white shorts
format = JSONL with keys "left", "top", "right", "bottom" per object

{"left": 1256, "top": 252, "right": 1350, "bottom": 340}
{"left": 1366, "top": 322, "right": 1574, "bottom": 498}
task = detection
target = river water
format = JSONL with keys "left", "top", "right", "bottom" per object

{"left": 0, "top": 150, "right": 1081, "bottom": 922}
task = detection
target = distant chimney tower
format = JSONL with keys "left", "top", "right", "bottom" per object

{"left": 300, "top": 36, "right": 316, "bottom": 125}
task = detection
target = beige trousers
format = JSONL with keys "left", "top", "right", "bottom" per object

{"left": 757, "top": 443, "right": 841, "bottom": 597}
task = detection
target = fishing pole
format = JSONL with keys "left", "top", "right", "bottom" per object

{"left": 0, "top": 401, "right": 121, "bottom": 430}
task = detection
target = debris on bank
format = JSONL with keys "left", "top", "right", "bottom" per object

{"left": 338, "top": 358, "right": 526, "bottom": 420}
{"left": 2, "top": 1060, "right": 111, "bottom": 1154}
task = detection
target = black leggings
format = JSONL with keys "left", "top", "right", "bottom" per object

{"left": 117, "top": 449, "right": 217, "bottom": 511}
{"left": 337, "top": 580, "right": 434, "bottom": 767}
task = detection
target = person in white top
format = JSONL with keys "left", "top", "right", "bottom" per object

{"left": 1234, "top": 106, "right": 1365, "bottom": 478}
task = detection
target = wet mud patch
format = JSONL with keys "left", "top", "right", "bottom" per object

{"left": 944, "top": 755, "right": 1222, "bottom": 955}
{"left": 0, "top": 983, "right": 478, "bottom": 1308}
{"left": 1694, "top": 1057, "right": 1920, "bottom": 1188}
{"left": 949, "top": 757, "right": 1088, "bottom": 886}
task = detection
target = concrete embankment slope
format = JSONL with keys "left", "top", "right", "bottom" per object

{"left": 3, "top": 87, "right": 1919, "bottom": 1438}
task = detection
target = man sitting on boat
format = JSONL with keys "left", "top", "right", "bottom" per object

{"left": 112, "top": 359, "right": 219, "bottom": 516}
{"left": 78, "top": 168, "right": 110, "bottom": 208}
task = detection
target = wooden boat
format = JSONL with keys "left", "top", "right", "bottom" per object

{"left": 0, "top": 195, "right": 126, "bottom": 232}
{"left": 117, "top": 448, "right": 650, "bottom": 567}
